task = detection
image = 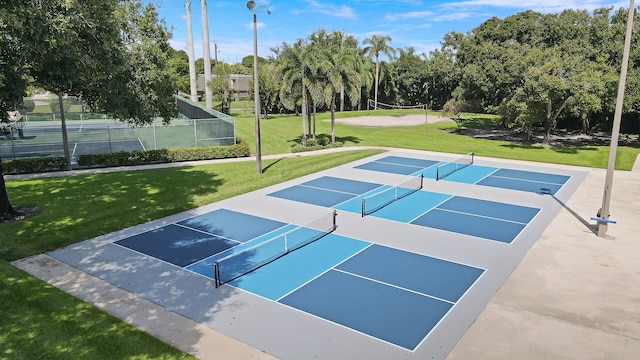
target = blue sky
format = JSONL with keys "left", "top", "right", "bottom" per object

{"left": 151, "top": 0, "right": 629, "bottom": 63}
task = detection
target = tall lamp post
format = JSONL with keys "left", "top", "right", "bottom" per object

{"left": 596, "top": 0, "right": 634, "bottom": 237}
{"left": 247, "top": 0, "right": 270, "bottom": 175}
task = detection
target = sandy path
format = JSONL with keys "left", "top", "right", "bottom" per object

{"left": 331, "top": 113, "right": 452, "bottom": 127}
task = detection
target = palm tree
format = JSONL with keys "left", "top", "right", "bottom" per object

{"left": 277, "top": 40, "right": 323, "bottom": 146}
{"left": 363, "top": 35, "right": 395, "bottom": 109}
{"left": 318, "top": 47, "right": 361, "bottom": 143}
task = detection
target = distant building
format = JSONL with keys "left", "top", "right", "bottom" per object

{"left": 196, "top": 74, "right": 251, "bottom": 100}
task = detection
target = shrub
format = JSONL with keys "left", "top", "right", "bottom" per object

{"left": 291, "top": 141, "right": 343, "bottom": 153}
{"left": 2, "top": 157, "right": 67, "bottom": 174}
{"left": 2, "top": 138, "right": 251, "bottom": 174}
{"left": 77, "top": 139, "right": 250, "bottom": 168}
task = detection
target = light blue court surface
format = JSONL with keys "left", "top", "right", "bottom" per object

{"left": 357, "top": 155, "right": 572, "bottom": 195}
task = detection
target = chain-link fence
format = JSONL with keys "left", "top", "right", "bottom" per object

{"left": 1, "top": 95, "right": 236, "bottom": 161}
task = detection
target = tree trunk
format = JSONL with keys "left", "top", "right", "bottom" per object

{"left": 58, "top": 94, "right": 72, "bottom": 170}
{"left": 0, "top": 157, "right": 23, "bottom": 220}
{"left": 339, "top": 85, "right": 345, "bottom": 112}
{"left": 312, "top": 103, "right": 317, "bottom": 139}
{"left": 301, "top": 84, "right": 307, "bottom": 146}
{"left": 543, "top": 100, "right": 552, "bottom": 146}
{"left": 543, "top": 97, "right": 571, "bottom": 146}
{"left": 331, "top": 98, "right": 336, "bottom": 144}
{"left": 374, "top": 55, "right": 380, "bottom": 110}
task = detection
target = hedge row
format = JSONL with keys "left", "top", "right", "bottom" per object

{"left": 291, "top": 143, "right": 344, "bottom": 153}
{"left": 2, "top": 139, "right": 251, "bottom": 175}
{"left": 1, "top": 157, "right": 68, "bottom": 175}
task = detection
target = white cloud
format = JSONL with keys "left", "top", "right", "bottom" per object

{"left": 385, "top": 11, "right": 434, "bottom": 21}
{"left": 305, "top": 0, "right": 357, "bottom": 20}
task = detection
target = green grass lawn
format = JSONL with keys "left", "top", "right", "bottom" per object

{"left": 0, "top": 150, "right": 383, "bottom": 359}
{"left": 231, "top": 110, "right": 639, "bottom": 170}
{"left": 2, "top": 106, "right": 639, "bottom": 359}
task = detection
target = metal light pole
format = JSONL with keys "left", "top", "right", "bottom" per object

{"left": 247, "top": 0, "right": 270, "bottom": 174}
{"left": 596, "top": 0, "right": 635, "bottom": 237}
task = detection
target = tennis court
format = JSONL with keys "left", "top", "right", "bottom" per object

{"left": 45, "top": 150, "right": 588, "bottom": 359}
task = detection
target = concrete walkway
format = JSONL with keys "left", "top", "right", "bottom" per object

{"left": 11, "top": 148, "right": 640, "bottom": 359}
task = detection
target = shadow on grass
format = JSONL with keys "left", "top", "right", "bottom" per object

{"left": 288, "top": 134, "right": 363, "bottom": 146}
{"left": 262, "top": 157, "right": 284, "bottom": 173}
{"left": 500, "top": 143, "right": 546, "bottom": 150}
{"left": 460, "top": 117, "right": 502, "bottom": 128}
{"left": 1, "top": 167, "right": 224, "bottom": 261}
{"left": 500, "top": 143, "right": 599, "bottom": 154}
{"left": 551, "top": 146, "right": 598, "bottom": 154}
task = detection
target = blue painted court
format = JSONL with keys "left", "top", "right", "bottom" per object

{"left": 270, "top": 176, "right": 540, "bottom": 243}
{"left": 357, "top": 155, "right": 572, "bottom": 195}
{"left": 47, "top": 150, "right": 588, "bottom": 360}
{"left": 115, "top": 207, "right": 484, "bottom": 350}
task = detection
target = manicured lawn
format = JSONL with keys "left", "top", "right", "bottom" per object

{"left": 1, "top": 150, "right": 383, "bottom": 359}
{"left": 231, "top": 110, "right": 639, "bottom": 170}
{"left": 0, "top": 261, "right": 196, "bottom": 360}
{"left": 2, "top": 107, "right": 639, "bottom": 359}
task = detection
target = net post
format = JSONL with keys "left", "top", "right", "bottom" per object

{"left": 470, "top": 151, "right": 475, "bottom": 164}
{"left": 284, "top": 233, "right": 289, "bottom": 254}
{"left": 425, "top": 104, "right": 428, "bottom": 123}
{"left": 436, "top": 167, "right": 440, "bottom": 181}
{"left": 332, "top": 210, "right": 338, "bottom": 231}
{"left": 213, "top": 261, "right": 220, "bottom": 288}
{"left": 361, "top": 198, "right": 366, "bottom": 217}
{"left": 420, "top": 173, "right": 424, "bottom": 189}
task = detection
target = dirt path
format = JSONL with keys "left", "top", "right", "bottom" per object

{"left": 331, "top": 114, "right": 452, "bottom": 127}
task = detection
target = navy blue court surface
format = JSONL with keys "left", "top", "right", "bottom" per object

{"left": 47, "top": 151, "right": 588, "bottom": 360}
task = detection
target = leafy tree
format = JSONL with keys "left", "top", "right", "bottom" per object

{"left": 209, "top": 62, "right": 232, "bottom": 114}
{"left": 426, "top": 31, "right": 464, "bottom": 109}
{"left": 309, "top": 29, "right": 361, "bottom": 112}
{"left": 0, "top": 0, "right": 177, "bottom": 221}
{"left": 393, "top": 47, "right": 428, "bottom": 106}
{"left": 363, "top": 35, "right": 395, "bottom": 109}
{"left": 277, "top": 40, "right": 323, "bottom": 145}
{"left": 256, "top": 61, "right": 282, "bottom": 119}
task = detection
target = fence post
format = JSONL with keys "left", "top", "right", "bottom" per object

{"left": 108, "top": 126, "right": 113, "bottom": 153}
{"left": 194, "top": 119, "right": 198, "bottom": 147}
{"left": 153, "top": 124, "right": 157, "bottom": 150}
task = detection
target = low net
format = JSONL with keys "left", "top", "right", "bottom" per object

{"left": 367, "top": 99, "right": 427, "bottom": 111}
{"left": 361, "top": 175, "right": 424, "bottom": 217}
{"left": 213, "top": 210, "right": 337, "bottom": 287}
{"left": 436, "top": 152, "right": 475, "bottom": 181}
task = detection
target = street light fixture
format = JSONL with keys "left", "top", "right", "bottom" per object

{"left": 247, "top": 0, "right": 270, "bottom": 174}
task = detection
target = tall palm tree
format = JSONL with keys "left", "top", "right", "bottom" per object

{"left": 308, "top": 29, "right": 361, "bottom": 112}
{"left": 277, "top": 40, "right": 323, "bottom": 146}
{"left": 318, "top": 47, "right": 361, "bottom": 143}
{"left": 363, "top": 35, "right": 395, "bottom": 109}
